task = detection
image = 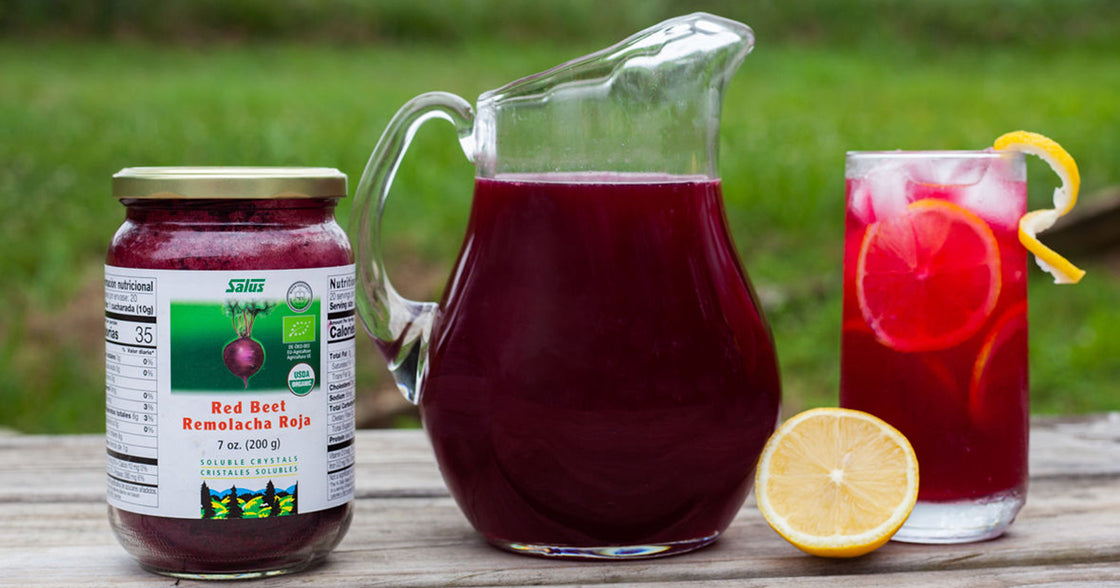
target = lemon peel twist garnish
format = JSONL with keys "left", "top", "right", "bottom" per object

{"left": 993, "top": 130, "right": 1085, "bottom": 284}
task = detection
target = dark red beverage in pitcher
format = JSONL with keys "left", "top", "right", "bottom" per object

{"left": 420, "top": 174, "right": 781, "bottom": 556}
{"left": 352, "top": 14, "right": 771, "bottom": 558}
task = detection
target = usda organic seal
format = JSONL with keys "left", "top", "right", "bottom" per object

{"left": 287, "top": 362, "right": 316, "bottom": 396}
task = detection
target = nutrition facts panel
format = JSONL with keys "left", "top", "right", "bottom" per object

{"left": 325, "top": 272, "right": 356, "bottom": 502}
{"left": 104, "top": 272, "right": 160, "bottom": 509}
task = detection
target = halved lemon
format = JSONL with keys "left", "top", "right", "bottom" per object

{"left": 993, "top": 130, "right": 1085, "bottom": 284}
{"left": 755, "top": 408, "right": 919, "bottom": 558}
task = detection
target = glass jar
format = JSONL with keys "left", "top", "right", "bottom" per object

{"left": 105, "top": 167, "right": 355, "bottom": 579}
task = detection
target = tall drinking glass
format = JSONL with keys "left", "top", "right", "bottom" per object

{"left": 840, "top": 151, "right": 1028, "bottom": 543}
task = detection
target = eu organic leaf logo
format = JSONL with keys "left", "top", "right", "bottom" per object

{"left": 283, "top": 316, "right": 316, "bottom": 343}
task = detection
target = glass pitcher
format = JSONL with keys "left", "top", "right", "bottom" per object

{"left": 352, "top": 13, "right": 781, "bottom": 559}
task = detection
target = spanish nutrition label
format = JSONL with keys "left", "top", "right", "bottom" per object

{"left": 104, "top": 272, "right": 160, "bottom": 509}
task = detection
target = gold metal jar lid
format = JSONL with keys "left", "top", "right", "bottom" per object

{"left": 112, "top": 167, "right": 348, "bottom": 199}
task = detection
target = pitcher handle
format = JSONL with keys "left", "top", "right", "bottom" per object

{"left": 351, "top": 92, "right": 475, "bottom": 404}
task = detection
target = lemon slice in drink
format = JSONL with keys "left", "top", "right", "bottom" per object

{"left": 993, "top": 130, "right": 1085, "bottom": 284}
{"left": 857, "top": 199, "right": 1002, "bottom": 352}
{"left": 754, "top": 408, "right": 919, "bottom": 558}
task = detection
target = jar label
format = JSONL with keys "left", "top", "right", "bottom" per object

{"left": 104, "top": 265, "right": 356, "bottom": 519}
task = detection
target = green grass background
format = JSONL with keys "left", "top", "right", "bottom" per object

{"left": 2, "top": 0, "right": 1119, "bottom": 432}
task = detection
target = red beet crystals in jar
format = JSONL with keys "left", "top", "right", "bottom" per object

{"left": 105, "top": 167, "right": 355, "bottom": 579}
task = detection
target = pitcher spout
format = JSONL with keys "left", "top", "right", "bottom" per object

{"left": 473, "top": 12, "right": 754, "bottom": 178}
{"left": 352, "top": 14, "right": 756, "bottom": 407}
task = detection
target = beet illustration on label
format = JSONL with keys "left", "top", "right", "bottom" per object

{"left": 223, "top": 301, "right": 275, "bottom": 388}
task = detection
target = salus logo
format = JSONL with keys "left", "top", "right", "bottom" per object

{"left": 226, "top": 278, "right": 266, "bottom": 293}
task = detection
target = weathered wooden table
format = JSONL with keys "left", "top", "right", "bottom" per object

{"left": 4, "top": 414, "right": 1119, "bottom": 586}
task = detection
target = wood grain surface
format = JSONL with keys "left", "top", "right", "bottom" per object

{"left": 2, "top": 415, "right": 1118, "bottom": 586}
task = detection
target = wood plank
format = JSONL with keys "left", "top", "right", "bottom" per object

{"left": 547, "top": 564, "right": 1120, "bottom": 587}
{"left": 4, "top": 474, "right": 1119, "bottom": 586}
{"left": 1, "top": 414, "right": 1117, "bottom": 586}
{"left": 1029, "top": 412, "right": 1120, "bottom": 478}
{"left": 0, "top": 429, "right": 448, "bottom": 503}
{"left": 2, "top": 414, "right": 1117, "bottom": 503}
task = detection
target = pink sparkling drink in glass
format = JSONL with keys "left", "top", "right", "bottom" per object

{"left": 840, "top": 151, "right": 1028, "bottom": 543}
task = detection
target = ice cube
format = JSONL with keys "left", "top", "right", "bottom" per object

{"left": 907, "top": 156, "right": 989, "bottom": 187}
{"left": 849, "top": 162, "right": 911, "bottom": 224}
{"left": 951, "top": 161, "right": 1026, "bottom": 230}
